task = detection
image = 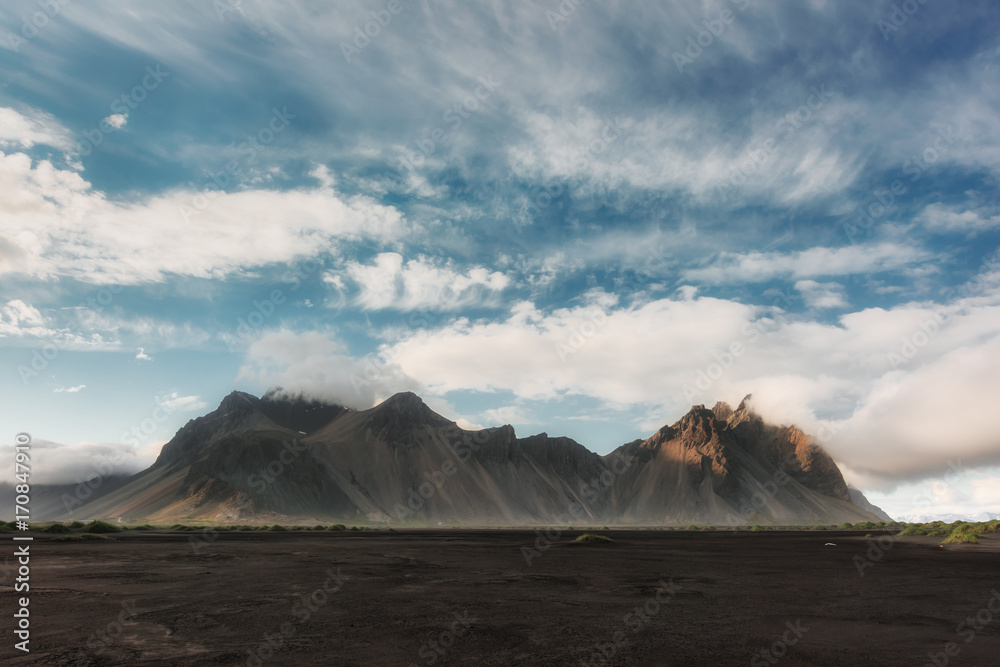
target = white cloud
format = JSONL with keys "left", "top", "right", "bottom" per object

{"left": 54, "top": 385, "right": 86, "bottom": 393}
{"left": 918, "top": 202, "right": 1000, "bottom": 233}
{"left": 0, "top": 298, "right": 118, "bottom": 350}
{"left": 0, "top": 438, "right": 145, "bottom": 485}
{"left": 795, "top": 280, "right": 848, "bottom": 309}
{"left": 103, "top": 113, "right": 128, "bottom": 130}
{"left": 683, "top": 243, "right": 929, "bottom": 285}
{"left": 135, "top": 347, "right": 152, "bottom": 361}
{"left": 236, "top": 329, "right": 420, "bottom": 410}
{"left": 0, "top": 299, "right": 44, "bottom": 328}
{"left": 507, "top": 97, "right": 864, "bottom": 206}
{"left": 333, "top": 252, "right": 510, "bottom": 311}
{"left": 481, "top": 405, "right": 533, "bottom": 426}
{"left": 0, "top": 144, "right": 410, "bottom": 284}
{"left": 158, "top": 392, "right": 207, "bottom": 412}
{"left": 0, "top": 106, "right": 75, "bottom": 151}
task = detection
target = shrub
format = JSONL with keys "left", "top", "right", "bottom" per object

{"left": 574, "top": 534, "right": 614, "bottom": 543}
{"left": 85, "top": 520, "right": 122, "bottom": 533}
{"left": 686, "top": 525, "right": 699, "bottom": 531}
{"left": 942, "top": 531, "right": 979, "bottom": 545}
{"left": 54, "top": 533, "right": 113, "bottom": 542}
{"left": 328, "top": 524, "right": 347, "bottom": 531}
{"left": 43, "top": 523, "right": 72, "bottom": 533}
{"left": 750, "top": 525, "right": 763, "bottom": 531}
{"left": 268, "top": 524, "right": 287, "bottom": 531}
{"left": 69, "top": 521, "right": 85, "bottom": 529}
{"left": 130, "top": 524, "right": 156, "bottom": 531}
{"left": 311, "top": 525, "right": 326, "bottom": 531}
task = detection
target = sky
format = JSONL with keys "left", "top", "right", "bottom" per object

{"left": 1, "top": 0, "right": 999, "bottom": 520}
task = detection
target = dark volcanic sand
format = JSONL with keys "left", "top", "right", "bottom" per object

{"left": 4, "top": 530, "right": 999, "bottom": 666}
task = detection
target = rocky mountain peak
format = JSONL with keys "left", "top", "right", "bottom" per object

{"left": 711, "top": 401, "right": 733, "bottom": 421}
{"left": 364, "top": 392, "right": 452, "bottom": 442}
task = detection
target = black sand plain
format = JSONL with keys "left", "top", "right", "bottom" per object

{"left": 4, "top": 529, "right": 1000, "bottom": 666}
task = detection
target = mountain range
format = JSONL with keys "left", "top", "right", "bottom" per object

{"left": 41, "top": 390, "right": 891, "bottom": 525}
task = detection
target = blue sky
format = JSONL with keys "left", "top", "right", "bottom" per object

{"left": 1, "top": 0, "right": 999, "bottom": 518}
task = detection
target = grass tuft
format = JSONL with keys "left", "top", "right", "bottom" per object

{"left": 942, "top": 531, "right": 979, "bottom": 545}
{"left": 574, "top": 533, "right": 614, "bottom": 543}
{"left": 54, "top": 533, "right": 113, "bottom": 542}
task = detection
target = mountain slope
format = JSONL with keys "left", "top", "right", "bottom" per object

{"left": 58, "top": 391, "right": 887, "bottom": 525}
{"left": 605, "top": 397, "right": 883, "bottom": 525}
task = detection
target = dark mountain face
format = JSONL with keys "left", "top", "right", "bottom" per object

{"left": 257, "top": 388, "right": 350, "bottom": 435}
{"left": 61, "top": 391, "right": 888, "bottom": 525}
